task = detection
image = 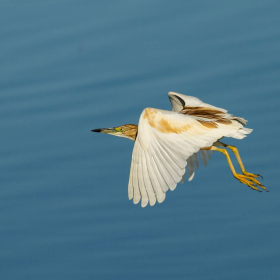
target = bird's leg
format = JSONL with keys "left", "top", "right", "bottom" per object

{"left": 216, "top": 142, "right": 262, "bottom": 179}
{"left": 201, "top": 146, "right": 265, "bottom": 192}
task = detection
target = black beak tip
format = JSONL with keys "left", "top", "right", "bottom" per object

{"left": 91, "top": 129, "right": 101, "bottom": 133}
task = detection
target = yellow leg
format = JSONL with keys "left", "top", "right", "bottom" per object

{"left": 216, "top": 142, "right": 267, "bottom": 191}
{"left": 201, "top": 146, "right": 266, "bottom": 192}
{"left": 217, "top": 142, "right": 262, "bottom": 178}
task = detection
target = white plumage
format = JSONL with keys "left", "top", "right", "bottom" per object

{"left": 128, "top": 92, "right": 252, "bottom": 207}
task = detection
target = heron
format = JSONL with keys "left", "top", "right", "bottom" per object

{"left": 92, "top": 92, "right": 266, "bottom": 207}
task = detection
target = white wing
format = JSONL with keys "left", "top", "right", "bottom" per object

{"left": 128, "top": 107, "right": 249, "bottom": 207}
{"left": 168, "top": 91, "right": 219, "bottom": 180}
{"left": 168, "top": 91, "right": 227, "bottom": 112}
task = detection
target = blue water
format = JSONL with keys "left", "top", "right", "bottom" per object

{"left": 1, "top": 1, "right": 280, "bottom": 279}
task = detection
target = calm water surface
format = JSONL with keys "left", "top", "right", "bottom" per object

{"left": 1, "top": 1, "right": 280, "bottom": 279}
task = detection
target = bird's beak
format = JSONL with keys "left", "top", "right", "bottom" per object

{"left": 91, "top": 127, "right": 119, "bottom": 134}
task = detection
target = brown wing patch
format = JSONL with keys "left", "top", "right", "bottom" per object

{"left": 181, "top": 106, "right": 232, "bottom": 127}
{"left": 198, "top": 121, "right": 218, "bottom": 129}
{"left": 143, "top": 108, "right": 157, "bottom": 120}
{"left": 143, "top": 108, "right": 207, "bottom": 134}
{"left": 156, "top": 118, "right": 192, "bottom": 134}
{"left": 216, "top": 119, "right": 232, "bottom": 125}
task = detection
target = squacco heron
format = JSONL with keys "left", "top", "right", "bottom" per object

{"left": 92, "top": 92, "right": 266, "bottom": 207}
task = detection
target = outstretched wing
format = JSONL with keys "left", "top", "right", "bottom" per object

{"left": 128, "top": 107, "right": 249, "bottom": 207}
{"left": 168, "top": 91, "right": 227, "bottom": 112}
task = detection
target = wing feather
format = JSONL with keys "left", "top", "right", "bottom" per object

{"left": 151, "top": 140, "right": 178, "bottom": 189}
{"left": 145, "top": 149, "right": 166, "bottom": 203}
{"left": 187, "top": 156, "right": 194, "bottom": 181}
{"left": 128, "top": 158, "right": 134, "bottom": 200}
{"left": 150, "top": 152, "right": 169, "bottom": 192}
{"left": 180, "top": 171, "right": 187, "bottom": 184}
{"left": 141, "top": 149, "right": 156, "bottom": 206}
{"left": 153, "top": 154, "right": 176, "bottom": 190}
{"left": 200, "top": 150, "right": 210, "bottom": 166}
{"left": 132, "top": 144, "right": 141, "bottom": 204}
{"left": 154, "top": 139, "right": 183, "bottom": 182}
{"left": 193, "top": 153, "right": 199, "bottom": 170}
{"left": 137, "top": 150, "right": 149, "bottom": 207}
{"left": 156, "top": 138, "right": 186, "bottom": 170}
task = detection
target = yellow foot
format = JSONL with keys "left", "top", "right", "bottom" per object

{"left": 234, "top": 174, "right": 267, "bottom": 192}
{"left": 243, "top": 171, "right": 263, "bottom": 179}
{"left": 242, "top": 172, "right": 268, "bottom": 191}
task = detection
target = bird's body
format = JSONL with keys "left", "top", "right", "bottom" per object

{"left": 93, "top": 92, "right": 266, "bottom": 207}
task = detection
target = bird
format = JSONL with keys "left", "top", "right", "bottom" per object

{"left": 92, "top": 92, "right": 266, "bottom": 207}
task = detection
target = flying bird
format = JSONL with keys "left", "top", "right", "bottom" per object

{"left": 92, "top": 92, "right": 266, "bottom": 207}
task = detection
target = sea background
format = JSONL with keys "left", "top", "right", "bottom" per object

{"left": 1, "top": 1, "right": 280, "bottom": 279}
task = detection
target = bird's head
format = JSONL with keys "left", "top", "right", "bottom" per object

{"left": 92, "top": 124, "right": 138, "bottom": 141}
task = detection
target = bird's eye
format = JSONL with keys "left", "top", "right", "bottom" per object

{"left": 115, "top": 127, "right": 122, "bottom": 132}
